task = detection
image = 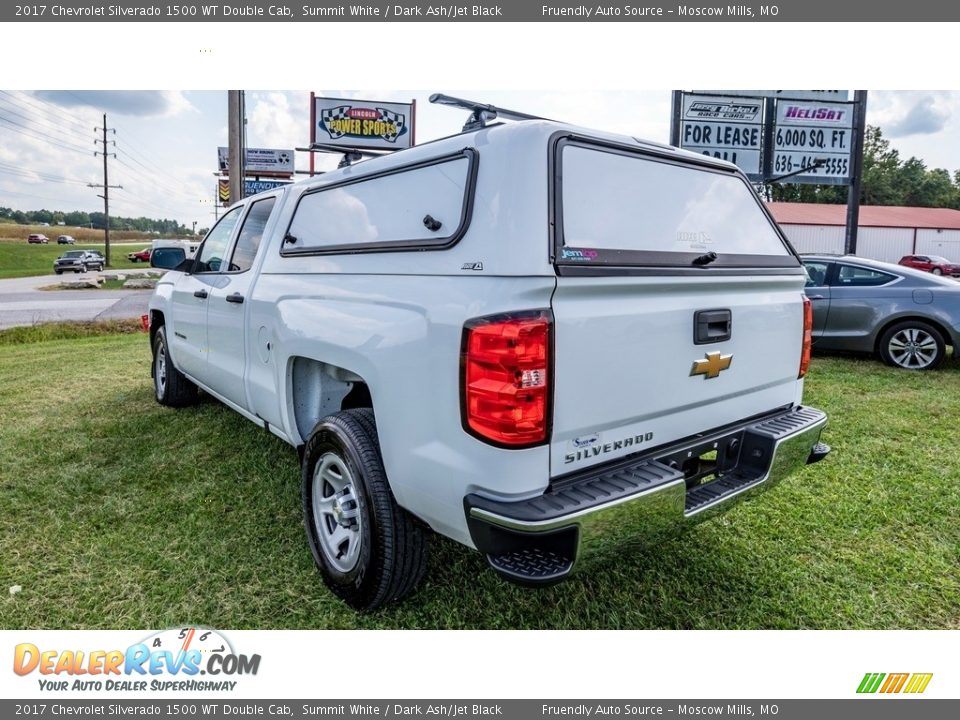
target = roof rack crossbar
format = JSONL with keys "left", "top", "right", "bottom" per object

{"left": 429, "top": 93, "right": 555, "bottom": 132}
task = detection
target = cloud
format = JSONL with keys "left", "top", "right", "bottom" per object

{"left": 33, "top": 91, "right": 194, "bottom": 118}
{"left": 871, "top": 92, "right": 951, "bottom": 138}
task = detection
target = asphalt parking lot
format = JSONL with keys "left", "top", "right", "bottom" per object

{"left": 0, "top": 273, "right": 152, "bottom": 330}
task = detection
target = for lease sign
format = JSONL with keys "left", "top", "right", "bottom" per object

{"left": 679, "top": 94, "right": 764, "bottom": 178}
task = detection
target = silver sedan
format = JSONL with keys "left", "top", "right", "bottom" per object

{"left": 802, "top": 254, "right": 960, "bottom": 370}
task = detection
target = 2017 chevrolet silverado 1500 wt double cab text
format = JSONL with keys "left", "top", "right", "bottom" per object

{"left": 148, "top": 110, "right": 830, "bottom": 610}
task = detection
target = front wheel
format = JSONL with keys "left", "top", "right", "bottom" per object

{"left": 879, "top": 320, "right": 946, "bottom": 370}
{"left": 152, "top": 325, "right": 198, "bottom": 407}
{"left": 932, "top": 268, "right": 943, "bottom": 276}
{"left": 302, "top": 409, "right": 429, "bottom": 611}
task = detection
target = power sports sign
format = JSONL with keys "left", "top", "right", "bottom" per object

{"left": 312, "top": 96, "right": 415, "bottom": 151}
{"left": 673, "top": 92, "right": 857, "bottom": 185}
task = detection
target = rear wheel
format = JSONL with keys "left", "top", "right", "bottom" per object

{"left": 152, "top": 325, "right": 198, "bottom": 407}
{"left": 879, "top": 320, "right": 946, "bottom": 370}
{"left": 932, "top": 268, "right": 943, "bottom": 276}
{"left": 302, "top": 409, "right": 428, "bottom": 611}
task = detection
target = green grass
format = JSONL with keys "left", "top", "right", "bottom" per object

{"left": 0, "top": 243, "right": 149, "bottom": 279}
{"left": 1, "top": 336, "right": 958, "bottom": 629}
{"left": 0, "top": 319, "right": 144, "bottom": 345}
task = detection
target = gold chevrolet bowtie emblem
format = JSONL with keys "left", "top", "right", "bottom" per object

{"left": 690, "top": 351, "right": 733, "bottom": 379}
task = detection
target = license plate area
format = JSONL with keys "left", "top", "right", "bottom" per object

{"left": 656, "top": 430, "right": 746, "bottom": 491}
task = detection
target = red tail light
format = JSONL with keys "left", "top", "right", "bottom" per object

{"left": 462, "top": 311, "right": 552, "bottom": 447}
{"left": 799, "top": 295, "right": 813, "bottom": 378}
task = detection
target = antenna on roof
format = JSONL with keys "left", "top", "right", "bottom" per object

{"left": 429, "top": 93, "right": 555, "bottom": 132}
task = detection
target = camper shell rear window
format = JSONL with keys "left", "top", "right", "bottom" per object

{"left": 552, "top": 136, "right": 799, "bottom": 271}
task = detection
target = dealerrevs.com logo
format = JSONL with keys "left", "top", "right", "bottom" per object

{"left": 13, "top": 627, "right": 260, "bottom": 693}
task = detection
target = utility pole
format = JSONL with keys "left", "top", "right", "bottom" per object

{"left": 89, "top": 113, "right": 121, "bottom": 266}
{"left": 844, "top": 90, "right": 869, "bottom": 256}
{"left": 228, "top": 91, "right": 245, "bottom": 208}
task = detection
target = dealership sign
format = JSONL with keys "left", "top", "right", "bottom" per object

{"left": 312, "top": 96, "right": 415, "bottom": 151}
{"left": 217, "top": 147, "right": 295, "bottom": 177}
{"left": 218, "top": 178, "right": 292, "bottom": 205}
{"left": 680, "top": 94, "right": 764, "bottom": 179}
{"left": 674, "top": 91, "right": 857, "bottom": 185}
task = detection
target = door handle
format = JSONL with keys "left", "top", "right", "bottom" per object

{"left": 808, "top": 294, "right": 825, "bottom": 300}
{"left": 225, "top": 293, "right": 245, "bottom": 304}
{"left": 193, "top": 289, "right": 208, "bottom": 299}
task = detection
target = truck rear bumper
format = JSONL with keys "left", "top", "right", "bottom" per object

{"left": 465, "top": 405, "right": 828, "bottom": 586}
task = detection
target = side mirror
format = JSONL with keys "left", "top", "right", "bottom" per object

{"left": 151, "top": 247, "right": 188, "bottom": 271}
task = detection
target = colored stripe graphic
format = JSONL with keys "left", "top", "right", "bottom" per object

{"left": 880, "top": 673, "right": 909, "bottom": 693}
{"left": 857, "top": 672, "right": 932, "bottom": 694}
{"left": 904, "top": 673, "right": 933, "bottom": 694}
{"left": 857, "top": 673, "right": 885, "bottom": 693}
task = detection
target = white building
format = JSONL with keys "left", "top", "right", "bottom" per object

{"left": 767, "top": 202, "right": 960, "bottom": 264}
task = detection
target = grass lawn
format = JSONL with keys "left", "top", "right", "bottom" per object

{"left": 0, "top": 242, "right": 150, "bottom": 279}
{"left": 1, "top": 332, "right": 958, "bottom": 629}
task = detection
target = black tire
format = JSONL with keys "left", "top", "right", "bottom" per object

{"left": 55, "top": 270, "right": 62, "bottom": 275}
{"left": 302, "top": 408, "right": 428, "bottom": 611}
{"left": 151, "top": 325, "right": 198, "bottom": 407}
{"left": 878, "top": 320, "right": 946, "bottom": 370}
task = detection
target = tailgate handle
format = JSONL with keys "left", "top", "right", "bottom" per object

{"left": 694, "top": 309, "right": 732, "bottom": 345}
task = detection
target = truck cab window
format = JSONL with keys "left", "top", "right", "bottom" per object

{"left": 195, "top": 207, "right": 242, "bottom": 273}
{"left": 229, "top": 197, "right": 276, "bottom": 272}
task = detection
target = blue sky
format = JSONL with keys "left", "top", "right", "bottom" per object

{"left": 1, "top": 90, "right": 957, "bottom": 228}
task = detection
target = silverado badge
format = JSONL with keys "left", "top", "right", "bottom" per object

{"left": 690, "top": 351, "right": 733, "bottom": 379}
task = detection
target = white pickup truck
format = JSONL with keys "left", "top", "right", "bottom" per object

{"left": 148, "top": 115, "right": 829, "bottom": 610}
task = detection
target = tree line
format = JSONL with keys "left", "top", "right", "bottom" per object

{"left": 768, "top": 126, "right": 960, "bottom": 208}
{"left": 0, "top": 207, "right": 190, "bottom": 235}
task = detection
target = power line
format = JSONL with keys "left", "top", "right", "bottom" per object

{"left": 0, "top": 165, "right": 90, "bottom": 186}
{"left": 7, "top": 91, "right": 96, "bottom": 135}
{"left": 0, "top": 91, "right": 97, "bottom": 145}
{"left": 0, "top": 114, "right": 93, "bottom": 156}
{"left": 114, "top": 152, "right": 205, "bottom": 202}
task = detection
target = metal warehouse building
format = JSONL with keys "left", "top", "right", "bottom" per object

{"left": 766, "top": 202, "right": 960, "bottom": 264}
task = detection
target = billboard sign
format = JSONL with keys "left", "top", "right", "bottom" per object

{"left": 217, "top": 147, "right": 295, "bottom": 177}
{"left": 697, "top": 90, "right": 849, "bottom": 102}
{"left": 312, "top": 96, "right": 414, "bottom": 151}
{"left": 679, "top": 94, "right": 765, "bottom": 179}
{"left": 772, "top": 100, "right": 854, "bottom": 184}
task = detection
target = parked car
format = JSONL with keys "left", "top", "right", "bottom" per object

{"left": 898, "top": 254, "right": 960, "bottom": 277}
{"left": 127, "top": 248, "right": 152, "bottom": 262}
{"left": 54, "top": 250, "right": 104, "bottom": 274}
{"left": 57, "top": 235, "right": 76, "bottom": 245}
{"left": 802, "top": 254, "right": 960, "bottom": 369}
{"left": 148, "top": 116, "right": 829, "bottom": 610}
{"left": 27, "top": 234, "right": 49, "bottom": 244}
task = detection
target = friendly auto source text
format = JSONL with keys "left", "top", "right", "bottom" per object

{"left": 542, "top": 5, "right": 776, "bottom": 18}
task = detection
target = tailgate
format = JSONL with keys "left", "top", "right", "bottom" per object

{"left": 550, "top": 274, "right": 805, "bottom": 475}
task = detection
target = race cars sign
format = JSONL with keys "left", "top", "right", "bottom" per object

{"left": 312, "top": 96, "right": 415, "bottom": 151}
{"left": 772, "top": 99, "right": 855, "bottom": 184}
{"left": 679, "top": 94, "right": 764, "bottom": 180}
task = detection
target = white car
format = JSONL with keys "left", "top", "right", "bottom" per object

{"left": 147, "top": 117, "right": 829, "bottom": 610}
